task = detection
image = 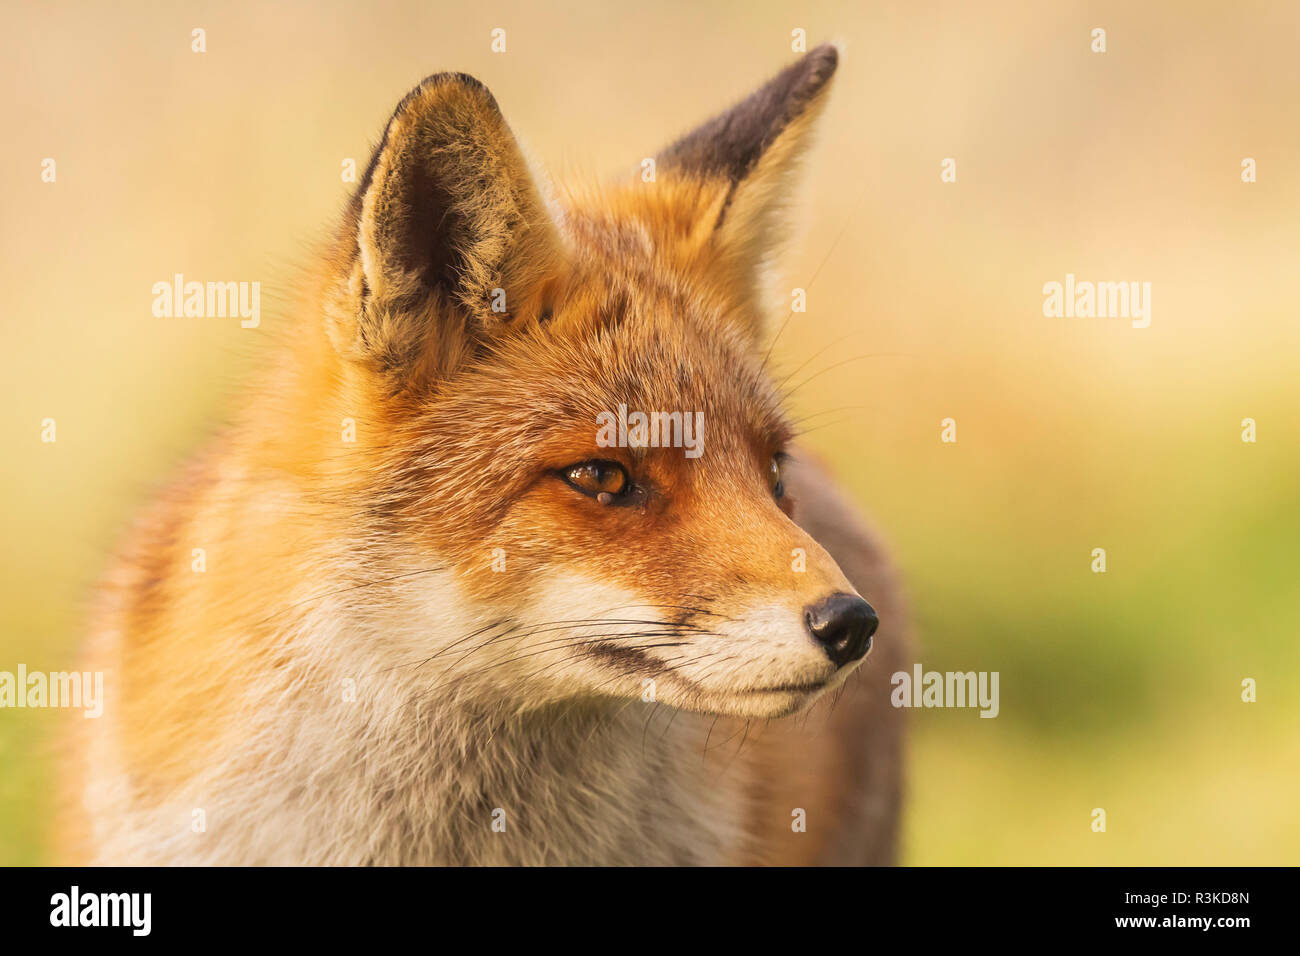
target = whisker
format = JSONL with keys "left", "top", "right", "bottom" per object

{"left": 759, "top": 177, "right": 868, "bottom": 374}
{"left": 779, "top": 352, "right": 910, "bottom": 402}
{"left": 772, "top": 330, "right": 862, "bottom": 393}
{"left": 786, "top": 404, "right": 876, "bottom": 428}
{"left": 702, "top": 716, "right": 721, "bottom": 758}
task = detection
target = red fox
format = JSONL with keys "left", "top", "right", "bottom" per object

{"left": 61, "top": 44, "right": 908, "bottom": 865}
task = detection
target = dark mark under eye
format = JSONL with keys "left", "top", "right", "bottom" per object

{"left": 587, "top": 642, "right": 673, "bottom": 679}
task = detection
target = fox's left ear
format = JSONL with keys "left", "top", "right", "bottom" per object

{"left": 654, "top": 44, "right": 838, "bottom": 325}
{"left": 330, "top": 73, "right": 562, "bottom": 385}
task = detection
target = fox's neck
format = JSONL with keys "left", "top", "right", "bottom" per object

{"left": 354, "top": 694, "right": 742, "bottom": 865}
{"left": 214, "top": 629, "right": 746, "bottom": 865}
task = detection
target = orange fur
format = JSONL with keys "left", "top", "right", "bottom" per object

{"left": 60, "top": 45, "right": 907, "bottom": 866}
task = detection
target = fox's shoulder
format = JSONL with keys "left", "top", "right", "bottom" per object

{"left": 74, "top": 434, "right": 314, "bottom": 795}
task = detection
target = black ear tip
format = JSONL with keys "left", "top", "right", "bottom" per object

{"left": 655, "top": 42, "right": 841, "bottom": 183}
{"left": 799, "top": 43, "right": 839, "bottom": 93}
{"left": 769, "top": 42, "right": 839, "bottom": 117}
{"left": 807, "top": 43, "right": 839, "bottom": 74}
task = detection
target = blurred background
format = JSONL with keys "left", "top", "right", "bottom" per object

{"left": 2, "top": 0, "right": 1297, "bottom": 865}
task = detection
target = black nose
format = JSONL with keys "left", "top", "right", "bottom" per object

{"left": 804, "top": 593, "right": 878, "bottom": 667}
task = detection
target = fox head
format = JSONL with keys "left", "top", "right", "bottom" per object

{"left": 306, "top": 45, "right": 876, "bottom": 720}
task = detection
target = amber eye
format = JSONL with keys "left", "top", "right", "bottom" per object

{"left": 561, "top": 460, "right": 629, "bottom": 500}
{"left": 770, "top": 455, "right": 786, "bottom": 500}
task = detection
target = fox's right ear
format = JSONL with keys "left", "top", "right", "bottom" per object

{"left": 651, "top": 45, "right": 838, "bottom": 336}
{"left": 329, "top": 73, "right": 563, "bottom": 384}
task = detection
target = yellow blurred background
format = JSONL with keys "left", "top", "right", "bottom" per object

{"left": 2, "top": 0, "right": 1297, "bottom": 864}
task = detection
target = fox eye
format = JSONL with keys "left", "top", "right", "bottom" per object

{"left": 769, "top": 455, "right": 790, "bottom": 504}
{"left": 770, "top": 455, "right": 786, "bottom": 499}
{"left": 561, "top": 460, "right": 629, "bottom": 501}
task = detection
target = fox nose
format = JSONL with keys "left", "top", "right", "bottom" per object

{"left": 804, "top": 592, "right": 878, "bottom": 667}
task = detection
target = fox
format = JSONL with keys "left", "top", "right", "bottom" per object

{"left": 60, "top": 43, "right": 908, "bottom": 866}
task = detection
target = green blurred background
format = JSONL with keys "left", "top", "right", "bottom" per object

{"left": 2, "top": 0, "right": 1297, "bottom": 864}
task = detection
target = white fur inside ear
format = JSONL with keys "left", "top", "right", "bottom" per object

{"left": 356, "top": 138, "right": 404, "bottom": 304}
